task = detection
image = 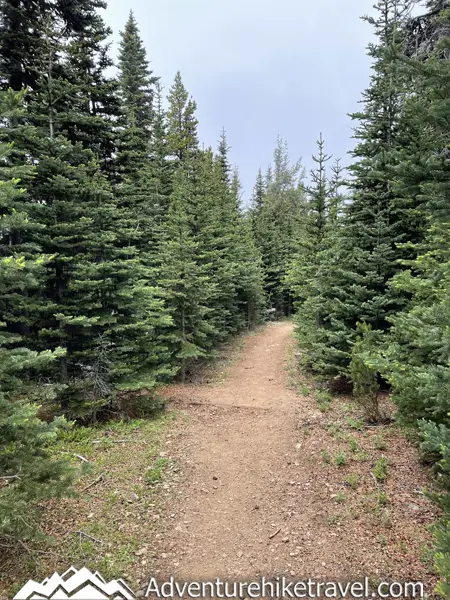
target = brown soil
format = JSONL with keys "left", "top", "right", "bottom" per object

{"left": 147, "top": 322, "right": 438, "bottom": 591}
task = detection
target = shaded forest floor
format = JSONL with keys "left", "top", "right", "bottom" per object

{"left": 0, "top": 322, "right": 439, "bottom": 598}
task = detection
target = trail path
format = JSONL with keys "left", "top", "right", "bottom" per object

{"left": 152, "top": 322, "right": 435, "bottom": 588}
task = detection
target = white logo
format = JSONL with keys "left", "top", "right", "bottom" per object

{"left": 13, "top": 566, "right": 136, "bottom": 600}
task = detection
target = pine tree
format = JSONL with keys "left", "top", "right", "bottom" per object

{"left": 217, "top": 127, "right": 232, "bottom": 187}
{"left": 0, "top": 0, "right": 109, "bottom": 91}
{"left": 149, "top": 82, "right": 173, "bottom": 212}
{"left": 115, "top": 11, "right": 165, "bottom": 242}
{"left": 0, "top": 4, "right": 172, "bottom": 419}
{"left": 293, "top": 0, "right": 419, "bottom": 378}
{"left": 158, "top": 159, "right": 216, "bottom": 382}
{"left": 356, "top": 8, "right": 450, "bottom": 590}
{"left": 61, "top": 1, "right": 120, "bottom": 175}
{"left": 250, "top": 168, "right": 265, "bottom": 214}
{"left": 288, "top": 134, "right": 331, "bottom": 307}
{"left": 252, "top": 136, "right": 305, "bottom": 315}
{"left": 209, "top": 155, "right": 264, "bottom": 334}
{"left": 287, "top": 140, "right": 349, "bottom": 377}
{"left": 229, "top": 169, "right": 266, "bottom": 328}
{"left": 167, "top": 72, "right": 198, "bottom": 162}
{"left": 117, "top": 11, "right": 157, "bottom": 131}
{"left": 376, "top": 6, "right": 450, "bottom": 425}
{"left": 0, "top": 128, "right": 73, "bottom": 541}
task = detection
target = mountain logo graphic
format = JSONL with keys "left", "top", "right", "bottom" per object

{"left": 13, "top": 566, "right": 136, "bottom": 599}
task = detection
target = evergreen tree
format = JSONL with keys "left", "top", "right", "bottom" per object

{"left": 167, "top": 72, "right": 198, "bottom": 162}
{"left": 252, "top": 136, "right": 305, "bottom": 315}
{"left": 115, "top": 11, "right": 166, "bottom": 243}
{"left": 158, "top": 158, "right": 216, "bottom": 382}
{"left": 292, "top": 0, "right": 418, "bottom": 378}
{"left": 0, "top": 129, "right": 73, "bottom": 541}
{"left": 250, "top": 168, "right": 265, "bottom": 214}
{"left": 229, "top": 169, "right": 265, "bottom": 328}
{"left": 217, "top": 127, "right": 232, "bottom": 187}
{"left": 149, "top": 82, "right": 173, "bottom": 212}
{"left": 0, "top": 4, "right": 171, "bottom": 419}
{"left": 288, "top": 134, "right": 332, "bottom": 308}
{"left": 117, "top": 11, "right": 157, "bottom": 131}
{"left": 0, "top": 0, "right": 109, "bottom": 91}
{"left": 62, "top": 1, "right": 120, "bottom": 174}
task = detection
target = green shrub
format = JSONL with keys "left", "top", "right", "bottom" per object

{"left": 349, "top": 323, "right": 381, "bottom": 423}
{"left": 372, "top": 457, "right": 388, "bottom": 483}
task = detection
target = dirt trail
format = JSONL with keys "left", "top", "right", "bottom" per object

{"left": 153, "top": 322, "right": 435, "bottom": 587}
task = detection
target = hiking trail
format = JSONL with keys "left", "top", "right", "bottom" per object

{"left": 151, "top": 322, "right": 435, "bottom": 587}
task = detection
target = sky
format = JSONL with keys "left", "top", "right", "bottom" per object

{"left": 103, "top": 0, "right": 377, "bottom": 200}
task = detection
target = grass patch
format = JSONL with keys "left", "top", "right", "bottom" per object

{"left": 300, "top": 384, "right": 310, "bottom": 396}
{"left": 344, "top": 473, "right": 360, "bottom": 490}
{"left": 316, "top": 390, "right": 332, "bottom": 413}
{"left": 345, "top": 416, "right": 365, "bottom": 431}
{"left": 321, "top": 449, "right": 332, "bottom": 464}
{"left": 335, "top": 451, "right": 347, "bottom": 467}
{"left": 146, "top": 457, "right": 171, "bottom": 485}
{"left": 335, "top": 491, "right": 345, "bottom": 503}
{"left": 348, "top": 437, "right": 360, "bottom": 453}
{"left": 372, "top": 457, "right": 389, "bottom": 483}
{"left": 326, "top": 423, "right": 343, "bottom": 440}
{"left": 327, "top": 514, "right": 341, "bottom": 526}
{"left": 373, "top": 434, "right": 388, "bottom": 451}
{"left": 1, "top": 410, "right": 177, "bottom": 595}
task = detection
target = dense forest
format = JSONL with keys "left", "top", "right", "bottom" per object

{"left": 2, "top": 0, "right": 450, "bottom": 594}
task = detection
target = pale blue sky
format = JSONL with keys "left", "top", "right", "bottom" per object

{"left": 104, "top": 0, "right": 377, "bottom": 199}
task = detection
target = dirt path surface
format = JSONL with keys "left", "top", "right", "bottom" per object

{"left": 152, "top": 322, "right": 437, "bottom": 588}
{"left": 158, "top": 322, "right": 309, "bottom": 581}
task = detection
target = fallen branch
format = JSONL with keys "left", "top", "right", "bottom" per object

{"left": 370, "top": 471, "right": 380, "bottom": 488}
{"left": 0, "top": 542, "right": 64, "bottom": 558}
{"left": 92, "top": 439, "right": 133, "bottom": 444}
{"left": 297, "top": 420, "right": 394, "bottom": 431}
{"left": 74, "top": 454, "right": 89, "bottom": 463}
{"left": 269, "top": 527, "right": 281, "bottom": 540}
{"left": 74, "top": 531, "right": 103, "bottom": 545}
{"left": 0, "top": 474, "right": 21, "bottom": 480}
{"left": 82, "top": 473, "right": 104, "bottom": 492}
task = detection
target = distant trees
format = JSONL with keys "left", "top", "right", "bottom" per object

{"left": 250, "top": 136, "right": 305, "bottom": 316}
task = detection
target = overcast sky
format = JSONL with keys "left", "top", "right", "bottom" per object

{"left": 104, "top": 0, "right": 377, "bottom": 199}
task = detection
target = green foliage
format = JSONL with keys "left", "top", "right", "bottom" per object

{"left": 365, "top": 8, "right": 450, "bottom": 590}
{"left": 420, "top": 420, "right": 450, "bottom": 512}
{"left": 344, "top": 474, "right": 360, "bottom": 489}
{"left": 117, "top": 11, "right": 158, "bottom": 131}
{"left": 348, "top": 438, "right": 360, "bottom": 454}
{"left": 0, "top": 138, "right": 73, "bottom": 541}
{"left": 350, "top": 324, "right": 381, "bottom": 423}
{"left": 288, "top": 1, "right": 423, "bottom": 379}
{"left": 167, "top": 72, "right": 199, "bottom": 162}
{"left": 316, "top": 389, "right": 332, "bottom": 413}
{"left": 0, "top": 0, "right": 266, "bottom": 546}
{"left": 335, "top": 452, "right": 347, "bottom": 467}
{"left": 433, "top": 520, "right": 450, "bottom": 598}
{"left": 146, "top": 457, "right": 170, "bottom": 485}
{"left": 251, "top": 136, "right": 305, "bottom": 316}
{"left": 372, "top": 457, "right": 388, "bottom": 483}
{"left": 321, "top": 450, "right": 332, "bottom": 464}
